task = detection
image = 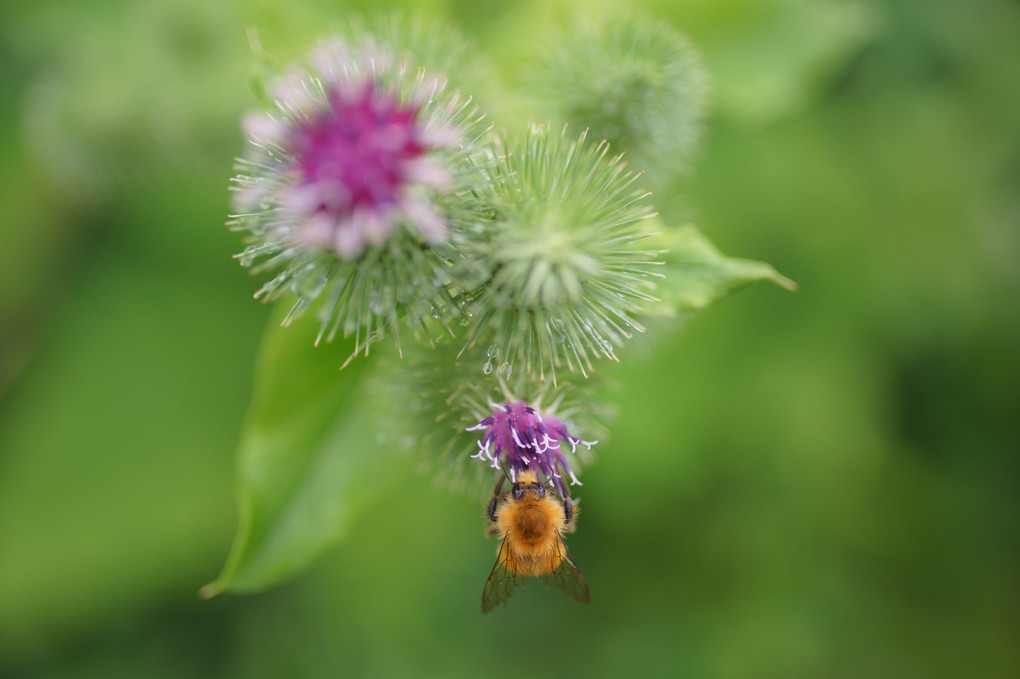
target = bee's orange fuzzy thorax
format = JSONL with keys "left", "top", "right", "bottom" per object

{"left": 495, "top": 484, "right": 567, "bottom": 576}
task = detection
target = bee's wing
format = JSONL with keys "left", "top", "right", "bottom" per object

{"left": 482, "top": 537, "right": 526, "bottom": 614}
{"left": 539, "top": 538, "right": 590, "bottom": 605}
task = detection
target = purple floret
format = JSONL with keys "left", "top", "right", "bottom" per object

{"left": 467, "top": 400, "right": 596, "bottom": 498}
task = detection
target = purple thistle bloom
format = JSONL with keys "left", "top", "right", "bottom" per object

{"left": 285, "top": 85, "right": 451, "bottom": 255}
{"left": 467, "top": 400, "right": 596, "bottom": 498}
{"left": 235, "top": 49, "right": 461, "bottom": 259}
{"left": 227, "top": 32, "right": 488, "bottom": 361}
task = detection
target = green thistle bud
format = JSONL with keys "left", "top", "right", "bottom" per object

{"left": 534, "top": 14, "right": 708, "bottom": 179}
{"left": 228, "top": 24, "right": 489, "bottom": 364}
{"left": 453, "top": 123, "right": 664, "bottom": 382}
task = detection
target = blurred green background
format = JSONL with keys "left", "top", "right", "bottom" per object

{"left": 1, "top": 0, "right": 1018, "bottom": 676}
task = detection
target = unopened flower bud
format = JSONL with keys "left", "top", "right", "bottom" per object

{"left": 454, "top": 123, "right": 664, "bottom": 382}
{"left": 535, "top": 15, "right": 708, "bottom": 179}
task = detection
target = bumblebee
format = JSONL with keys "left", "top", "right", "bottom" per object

{"left": 482, "top": 469, "right": 590, "bottom": 613}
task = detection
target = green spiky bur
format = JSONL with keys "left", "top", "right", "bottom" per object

{"left": 533, "top": 14, "right": 708, "bottom": 181}
{"left": 453, "top": 123, "right": 665, "bottom": 383}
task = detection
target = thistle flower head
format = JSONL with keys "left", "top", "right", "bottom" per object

{"left": 228, "top": 26, "right": 489, "bottom": 361}
{"left": 467, "top": 400, "right": 595, "bottom": 499}
{"left": 371, "top": 339, "right": 607, "bottom": 495}
{"left": 235, "top": 43, "right": 462, "bottom": 258}
{"left": 455, "top": 123, "right": 664, "bottom": 382}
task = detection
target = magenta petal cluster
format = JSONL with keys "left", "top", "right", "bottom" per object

{"left": 232, "top": 39, "right": 466, "bottom": 260}
{"left": 467, "top": 400, "right": 596, "bottom": 498}
{"left": 280, "top": 84, "right": 454, "bottom": 257}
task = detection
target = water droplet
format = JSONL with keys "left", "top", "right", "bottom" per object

{"left": 482, "top": 361, "right": 494, "bottom": 375}
{"left": 486, "top": 344, "right": 499, "bottom": 359}
{"left": 237, "top": 246, "right": 258, "bottom": 267}
{"left": 298, "top": 272, "right": 328, "bottom": 298}
{"left": 548, "top": 318, "right": 567, "bottom": 343}
{"left": 259, "top": 272, "right": 287, "bottom": 295}
{"left": 497, "top": 362, "right": 512, "bottom": 379}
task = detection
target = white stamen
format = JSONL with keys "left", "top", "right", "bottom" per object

{"left": 471, "top": 440, "right": 488, "bottom": 460}
{"left": 510, "top": 425, "right": 526, "bottom": 449}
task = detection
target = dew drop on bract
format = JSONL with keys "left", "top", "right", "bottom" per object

{"left": 497, "top": 362, "right": 512, "bottom": 379}
{"left": 298, "top": 273, "right": 328, "bottom": 299}
{"left": 482, "top": 361, "right": 494, "bottom": 375}
{"left": 548, "top": 318, "right": 567, "bottom": 343}
{"left": 486, "top": 344, "right": 499, "bottom": 358}
{"left": 238, "top": 246, "right": 258, "bottom": 267}
{"left": 367, "top": 288, "right": 385, "bottom": 315}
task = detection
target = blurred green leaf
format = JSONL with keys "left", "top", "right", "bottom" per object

{"left": 202, "top": 306, "right": 398, "bottom": 596}
{"left": 648, "top": 224, "right": 796, "bottom": 317}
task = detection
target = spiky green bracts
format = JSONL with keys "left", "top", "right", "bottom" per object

{"left": 453, "top": 124, "right": 663, "bottom": 383}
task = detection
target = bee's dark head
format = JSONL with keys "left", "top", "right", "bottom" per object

{"left": 512, "top": 481, "right": 545, "bottom": 500}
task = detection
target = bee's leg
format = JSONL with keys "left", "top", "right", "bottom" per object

{"left": 486, "top": 475, "right": 506, "bottom": 524}
{"left": 559, "top": 482, "right": 579, "bottom": 531}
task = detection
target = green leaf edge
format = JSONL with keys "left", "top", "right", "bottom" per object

{"left": 644, "top": 223, "right": 796, "bottom": 319}
{"left": 199, "top": 307, "right": 371, "bottom": 598}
